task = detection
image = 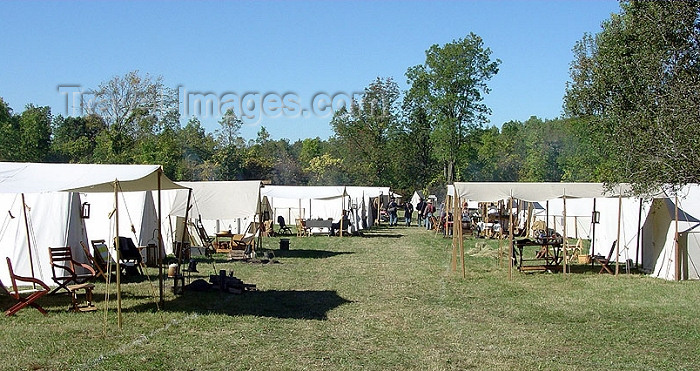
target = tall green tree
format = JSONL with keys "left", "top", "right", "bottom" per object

{"left": 16, "top": 104, "right": 53, "bottom": 162}
{"left": 51, "top": 114, "right": 106, "bottom": 163}
{"left": 331, "top": 77, "right": 400, "bottom": 185}
{"left": 212, "top": 108, "right": 245, "bottom": 180}
{"left": 87, "top": 70, "right": 178, "bottom": 163}
{"left": 406, "top": 33, "right": 500, "bottom": 183}
{"left": 0, "top": 98, "right": 19, "bottom": 161}
{"left": 564, "top": 0, "right": 700, "bottom": 194}
{"left": 178, "top": 117, "right": 217, "bottom": 180}
{"left": 399, "top": 73, "right": 436, "bottom": 192}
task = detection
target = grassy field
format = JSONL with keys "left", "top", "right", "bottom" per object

{"left": 1, "top": 224, "right": 699, "bottom": 370}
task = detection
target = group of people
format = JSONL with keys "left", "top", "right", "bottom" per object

{"left": 387, "top": 197, "right": 436, "bottom": 229}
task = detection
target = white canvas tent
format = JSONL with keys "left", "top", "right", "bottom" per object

{"left": 263, "top": 186, "right": 348, "bottom": 221}
{"left": 0, "top": 192, "right": 87, "bottom": 285}
{"left": 410, "top": 190, "right": 425, "bottom": 208}
{"left": 452, "top": 182, "right": 700, "bottom": 280}
{"left": 453, "top": 182, "right": 632, "bottom": 277}
{"left": 81, "top": 190, "right": 164, "bottom": 261}
{"left": 346, "top": 186, "right": 390, "bottom": 230}
{"left": 163, "top": 181, "right": 269, "bottom": 252}
{"left": 642, "top": 186, "right": 700, "bottom": 280}
{"left": 0, "top": 162, "right": 185, "bottom": 318}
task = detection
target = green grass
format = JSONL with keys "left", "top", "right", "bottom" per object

{"left": 1, "top": 225, "right": 699, "bottom": 370}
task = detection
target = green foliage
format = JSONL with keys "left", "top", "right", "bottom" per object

{"left": 51, "top": 114, "right": 106, "bottom": 163}
{"left": 305, "top": 153, "right": 344, "bottom": 185}
{"left": 406, "top": 33, "right": 501, "bottom": 183}
{"left": 564, "top": 0, "right": 700, "bottom": 194}
{"left": 0, "top": 97, "right": 20, "bottom": 161}
{"left": 330, "top": 77, "right": 400, "bottom": 186}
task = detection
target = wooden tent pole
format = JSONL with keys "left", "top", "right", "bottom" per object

{"left": 563, "top": 194, "right": 568, "bottom": 275}
{"left": 545, "top": 200, "right": 549, "bottom": 236}
{"left": 591, "top": 198, "right": 597, "bottom": 261}
{"left": 157, "top": 169, "right": 164, "bottom": 308}
{"left": 460, "top": 198, "right": 465, "bottom": 278}
{"left": 508, "top": 195, "right": 514, "bottom": 280}
{"left": 20, "top": 193, "right": 36, "bottom": 283}
{"left": 636, "top": 198, "right": 643, "bottom": 269}
{"left": 114, "top": 180, "right": 122, "bottom": 330}
{"left": 451, "top": 192, "right": 458, "bottom": 272}
{"left": 526, "top": 202, "right": 533, "bottom": 238}
{"left": 498, "top": 226, "right": 503, "bottom": 268}
{"left": 615, "top": 194, "right": 622, "bottom": 276}
{"left": 340, "top": 191, "right": 345, "bottom": 237}
{"left": 179, "top": 188, "right": 192, "bottom": 269}
{"left": 675, "top": 193, "right": 680, "bottom": 281}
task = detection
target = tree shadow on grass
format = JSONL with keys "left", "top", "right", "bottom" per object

{"left": 272, "top": 249, "right": 354, "bottom": 259}
{"left": 130, "top": 289, "right": 352, "bottom": 320}
{"left": 360, "top": 232, "right": 404, "bottom": 238}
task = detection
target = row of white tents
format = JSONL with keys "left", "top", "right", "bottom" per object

{"left": 451, "top": 182, "right": 700, "bottom": 280}
{"left": 1, "top": 163, "right": 696, "bottom": 286}
{"left": 0, "top": 163, "right": 394, "bottom": 288}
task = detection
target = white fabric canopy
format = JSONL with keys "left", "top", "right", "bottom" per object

{"left": 263, "top": 185, "right": 349, "bottom": 224}
{"left": 453, "top": 182, "right": 631, "bottom": 202}
{"left": 172, "top": 181, "right": 265, "bottom": 220}
{"left": 263, "top": 185, "right": 346, "bottom": 200}
{"left": 0, "top": 162, "right": 183, "bottom": 193}
{"left": 0, "top": 162, "right": 184, "bottom": 284}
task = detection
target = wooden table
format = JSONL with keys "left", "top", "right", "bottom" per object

{"left": 214, "top": 231, "right": 235, "bottom": 252}
{"left": 513, "top": 237, "right": 563, "bottom": 272}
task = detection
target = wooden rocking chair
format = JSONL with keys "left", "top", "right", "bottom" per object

{"left": 3, "top": 257, "right": 51, "bottom": 316}
{"left": 48, "top": 246, "right": 97, "bottom": 294}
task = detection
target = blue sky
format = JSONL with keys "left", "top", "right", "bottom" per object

{"left": 0, "top": 0, "right": 620, "bottom": 142}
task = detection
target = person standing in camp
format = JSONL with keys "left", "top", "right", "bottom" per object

{"left": 424, "top": 199, "right": 435, "bottom": 230}
{"left": 416, "top": 198, "right": 425, "bottom": 227}
{"left": 404, "top": 201, "right": 414, "bottom": 226}
{"left": 388, "top": 197, "right": 398, "bottom": 226}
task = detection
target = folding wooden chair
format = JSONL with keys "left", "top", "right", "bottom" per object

{"left": 296, "top": 218, "right": 310, "bottom": 237}
{"left": 48, "top": 246, "right": 97, "bottom": 294}
{"left": 90, "top": 239, "right": 115, "bottom": 276}
{"left": 593, "top": 240, "right": 617, "bottom": 274}
{"left": 4, "top": 257, "right": 51, "bottom": 316}
{"left": 114, "top": 237, "right": 144, "bottom": 276}
{"left": 80, "top": 241, "right": 108, "bottom": 282}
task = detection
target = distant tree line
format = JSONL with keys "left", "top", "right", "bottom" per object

{"left": 2, "top": 1, "right": 699, "bottom": 196}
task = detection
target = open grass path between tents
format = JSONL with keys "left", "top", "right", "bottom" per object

{"left": 1, "top": 225, "right": 699, "bottom": 370}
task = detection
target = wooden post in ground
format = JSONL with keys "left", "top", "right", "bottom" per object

{"left": 20, "top": 194, "right": 36, "bottom": 285}
{"left": 636, "top": 198, "right": 643, "bottom": 270}
{"left": 451, "top": 193, "right": 458, "bottom": 272}
{"left": 508, "top": 195, "right": 514, "bottom": 280}
{"left": 615, "top": 194, "right": 622, "bottom": 276}
{"left": 563, "top": 193, "right": 568, "bottom": 275}
{"left": 675, "top": 193, "right": 680, "bottom": 281}
{"left": 114, "top": 181, "right": 122, "bottom": 330}
{"left": 460, "top": 202, "right": 465, "bottom": 279}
